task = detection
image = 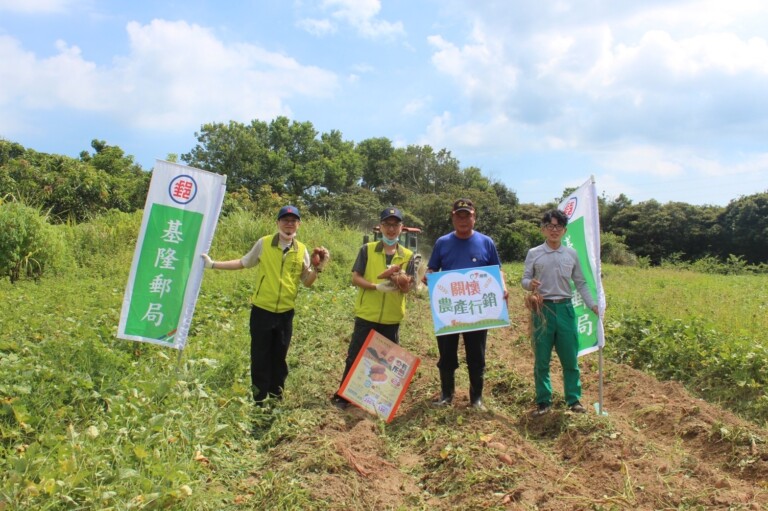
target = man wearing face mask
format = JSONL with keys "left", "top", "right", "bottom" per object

{"left": 331, "top": 206, "right": 416, "bottom": 409}
{"left": 201, "top": 205, "right": 329, "bottom": 405}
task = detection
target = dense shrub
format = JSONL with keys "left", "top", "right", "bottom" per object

{"left": 661, "top": 253, "right": 768, "bottom": 275}
{"left": 496, "top": 220, "right": 541, "bottom": 261}
{"left": 0, "top": 200, "right": 72, "bottom": 282}
{"left": 600, "top": 231, "right": 637, "bottom": 266}
{"left": 61, "top": 209, "right": 142, "bottom": 276}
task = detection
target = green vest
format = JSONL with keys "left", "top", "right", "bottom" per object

{"left": 354, "top": 242, "right": 414, "bottom": 325}
{"left": 251, "top": 234, "right": 307, "bottom": 313}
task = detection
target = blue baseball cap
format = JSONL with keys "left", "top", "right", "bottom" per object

{"left": 380, "top": 207, "right": 403, "bottom": 222}
{"left": 277, "top": 205, "right": 300, "bottom": 220}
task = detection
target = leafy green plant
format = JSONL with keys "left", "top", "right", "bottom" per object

{"left": 605, "top": 312, "right": 768, "bottom": 424}
{"left": 60, "top": 209, "right": 142, "bottom": 276}
{"left": 0, "top": 200, "right": 73, "bottom": 282}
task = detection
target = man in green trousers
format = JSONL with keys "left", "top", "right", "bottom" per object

{"left": 522, "top": 209, "right": 599, "bottom": 416}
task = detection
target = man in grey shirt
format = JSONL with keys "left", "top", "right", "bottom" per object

{"left": 522, "top": 209, "right": 598, "bottom": 417}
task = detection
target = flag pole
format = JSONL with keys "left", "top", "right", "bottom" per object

{"left": 591, "top": 175, "right": 607, "bottom": 416}
{"left": 598, "top": 346, "right": 604, "bottom": 415}
{"left": 175, "top": 346, "right": 184, "bottom": 376}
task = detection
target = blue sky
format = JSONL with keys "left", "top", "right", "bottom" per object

{"left": 1, "top": 0, "right": 767, "bottom": 206}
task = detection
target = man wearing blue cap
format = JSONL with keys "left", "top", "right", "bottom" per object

{"left": 331, "top": 206, "right": 416, "bottom": 409}
{"left": 202, "top": 205, "right": 329, "bottom": 405}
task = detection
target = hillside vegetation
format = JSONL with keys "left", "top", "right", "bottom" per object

{"left": 1, "top": 212, "right": 767, "bottom": 510}
{"left": 4, "top": 131, "right": 768, "bottom": 268}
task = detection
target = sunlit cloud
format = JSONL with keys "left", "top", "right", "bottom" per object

{"left": 299, "top": 0, "right": 404, "bottom": 39}
{"left": 0, "top": 0, "right": 78, "bottom": 14}
{"left": 0, "top": 20, "right": 338, "bottom": 132}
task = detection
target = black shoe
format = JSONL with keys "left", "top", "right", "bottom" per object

{"left": 532, "top": 403, "right": 551, "bottom": 417}
{"left": 433, "top": 394, "right": 453, "bottom": 406}
{"left": 331, "top": 395, "right": 348, "bottom": 410}
{"left": 569, "top": 401, "right": 587, "bottom": 414}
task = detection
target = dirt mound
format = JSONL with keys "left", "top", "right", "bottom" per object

{"left": 256, "top": 299, "right": 768, "bottom": 510}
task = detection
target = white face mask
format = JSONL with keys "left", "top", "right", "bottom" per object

{"left": 382, "top": 235, "right": 398, "bottom": 246}
{"left": 278, "top": 229, "right": 297, "bottom": 241}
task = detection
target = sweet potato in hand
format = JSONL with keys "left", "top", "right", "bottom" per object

{"left": 377, "top": 265, "right": 401, "bottom": 279}
{"left": 312, "top": 246, "right": 330, "bottom": 271}
{"left": 390, "top": 272, "right": 412, "bottom": 292}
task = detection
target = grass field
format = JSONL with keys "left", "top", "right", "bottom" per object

{"left": 1, "top": 213, "right": 767, "bottom": 509}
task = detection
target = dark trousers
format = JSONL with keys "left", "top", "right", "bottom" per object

{"left": 437, "top": 329, "right": 488, "bottom": 402}
{"left": 338, "top": 317, "right": 400, "bottom": 394}
{"left": 249, "top": 305, "right": 295, "bottom": 403}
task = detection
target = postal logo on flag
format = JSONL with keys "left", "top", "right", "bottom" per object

{"left": 118, "top": 161, "right": 226, "bottom": 350}
{"left": 562, "top": 197, "right": 578, "bottom": 218}
{"left": 169, "top": 174, "right": 198, "bottom": 205}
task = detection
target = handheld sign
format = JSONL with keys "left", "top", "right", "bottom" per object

{"left": 338, "top": 330, "right": 420, "bottom": 423}
{"left": 426, "top": 265, "right": 510, "bottom": 335}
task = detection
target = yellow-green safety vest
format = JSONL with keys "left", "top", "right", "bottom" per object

{"left": 251, "top": 234, "right": 307, "bottom": 313}
{"left": 354, "top": 241, "right": 414, "bottom": 325}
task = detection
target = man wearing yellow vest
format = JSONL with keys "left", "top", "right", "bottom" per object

{"left": 332, "top": 206, "right": 416, "bottom": 409}
{"left": 201, "top": 205, "right": 329, "bottom": 405}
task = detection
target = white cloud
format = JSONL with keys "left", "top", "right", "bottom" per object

{"left": 428, "top": 28, "right": 519, "bottom": 111}
{"left": 625, "top": 0, "right": 766, "bottom": 32}
{"left": 593, "top": 144, "right": 685, "bottom": 177}
{"left": 0, "top": 35, "right": 109, "bottom": 110}
{"left": 0, "top": 20, "right": 338, "bottom": 132}
{"left": 589, "top": 144, "right": 768, "bottom": 202}
{"left": 422, "top": 111, "right": 524, "bottom": 151}
{"left": 296, "top": 18, "right": 336, "bottom": 36}
{"left": 424, "top": 2, "right": 768, "bottom": 185}
{"left": 0, "top": 0, "right": 77, "bottom": 13}
{"left": 688, "top": 152, "right": 768, "bottom": 178}
{"left": 401, "top": 96, "right": 431, "bottom": 115}
{"left": 301, "top": 0, "right": 404, "bottom": 39}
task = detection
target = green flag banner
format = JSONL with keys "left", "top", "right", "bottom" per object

{"left": 559, "top": 176, "right": 606, "bottom": 356}
{"left": 118, "top": 161, "right": 226, "bottom": 350}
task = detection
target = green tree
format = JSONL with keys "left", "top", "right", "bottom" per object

{"left": 0, "top": 139, "right": 25, "bottom": 166}
{"left": 81, "top": 139, "right": 142, "bottom": 176}
{"left": 267, "top": 117, "right": 322, "bottom": 196}
{"left": 183, "top": 120, "right": 272, "bottom": 192}
{"left": 719, "top": 192, "right": 768, "bottom": 263}
{"left": 599, "top": 193, "right": 632, "bottom": 232}
{"left": 611, "top": 200, "right": 722, "bottom": 264}
{"left": 515, "top": 202, "right": 547, "bottom": 224}
{"left": 391, "top": 146, "right": 464, "bottom": 195}
{"left": 309, "top": 187, "right": 382, "bottom": 230}
{"left": 357, "top": 137, "right": 396, "bottom": 190}
{"left": 496, "top": 220, "right": 541, "bottom": 261}
{"left": 600, "top": 231, "right": 637, "bottom": 265}
{"left": 2, "top": 145, "right": 147, "bottom": 222}
{"left": 317, "top": 130, "right": 362, "bottom": 193}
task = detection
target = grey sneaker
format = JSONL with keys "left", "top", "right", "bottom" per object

{"left": 532, "top": 403, "right": 551, "bottom": 417}
{"left": 433, "top": 394, "right": 453, "bottom": 406}
{"left": 569, "top": 401, "right": 587, "bottom": 414}
{"left": 470, "top": 399, "right": 487, "bottom": 411}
